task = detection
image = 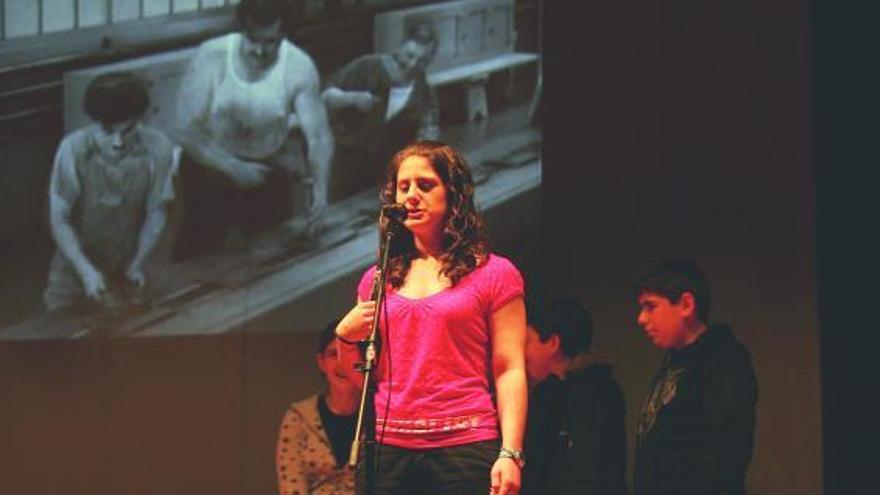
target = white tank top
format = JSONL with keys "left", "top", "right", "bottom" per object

{"left": 206, "top": 34, "right": 292, "bottom": 160}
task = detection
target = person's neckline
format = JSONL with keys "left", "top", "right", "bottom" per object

{"left": 392, "top": 284, "right": 451, "bottom": 302}
{"left": 389, "top": 255, "right": 492, "bottom": 301}
{"left": 320, "top": 393, "right": 356, "bottom": 418}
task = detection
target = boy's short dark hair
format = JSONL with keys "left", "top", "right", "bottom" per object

{"left": 528, "top": 297, "right": 594, "bottom": 358}
{"left": 633, "top": 259, "right": 711, "bottom": 323}
{"left": 83, "top": 72, "right": 150, "bottom": 127}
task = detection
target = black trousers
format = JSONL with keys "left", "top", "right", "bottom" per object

{"left": 356, "top": 440, "right": 499, "bottom": 495}
{"left": 171, "top": 153, "right": 291, "bottom": 261}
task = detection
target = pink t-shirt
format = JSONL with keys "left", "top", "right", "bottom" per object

{"left": 356, "top": 253, "right": 524, "bottom": 449}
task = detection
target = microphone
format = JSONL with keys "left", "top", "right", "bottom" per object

{"left": 381, "top": 203, "right": 408, "bottom": 222}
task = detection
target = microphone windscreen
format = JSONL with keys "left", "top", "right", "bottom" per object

{"left": 381, "top": 203, "right": 408, "bottom": 222}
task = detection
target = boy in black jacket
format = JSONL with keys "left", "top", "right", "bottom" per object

{"left": 523, "top": 298, "right": 628, "bottom": 495}
{"left": 633, "top": 260, "right": 758, "bottom": 495}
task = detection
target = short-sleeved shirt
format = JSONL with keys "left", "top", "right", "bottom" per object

{"left": 327, "top": 54, "right": 437, "bottom": 148}
{"left": 356, "top": 253, "right": 524, "bottom": 449}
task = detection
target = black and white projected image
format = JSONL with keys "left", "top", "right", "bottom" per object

{"left": 0, "top": 0, "right": 542, "bottom": 340}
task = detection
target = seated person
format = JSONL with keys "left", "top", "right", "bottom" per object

{"left": 44, "top": 71, "right": 177, "bottom": 311}
{"left": 522, "top": 298, "right": 628, "bottom": 495}
{"left": 276, "top": 319, "right": 362, "bottom": 495}
{"left": 171, "top": 0, "right": 333, "bottom": 260}
{"left": 322, "top": 21, "right": 440, "bottom": 201}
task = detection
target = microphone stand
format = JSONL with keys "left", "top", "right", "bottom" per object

{"left": 348, "top": 214, "right": 398, "bottom": 495}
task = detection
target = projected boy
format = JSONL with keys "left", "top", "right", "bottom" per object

{"left": 45, "top": 71, "right": 177, "bottom": 310}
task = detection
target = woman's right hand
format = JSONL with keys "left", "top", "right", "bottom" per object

{"left": 227, "top": 159, "right": 271, "bottom": 188}
{"left": 337, "top": 300, "right": 377, "bottom": 341}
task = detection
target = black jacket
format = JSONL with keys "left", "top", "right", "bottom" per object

{"left": 634, "top": 324, "right": 758, "bottom": 495}
{"left": 523, "top": 359, "right": 628, "bottom": 495}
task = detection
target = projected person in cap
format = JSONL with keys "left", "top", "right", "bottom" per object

{"left": 322, "top": 20, "right": 439, "bottom": 201}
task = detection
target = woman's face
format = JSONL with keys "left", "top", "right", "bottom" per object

{"left": 394, "top": 155, "right": 448, "bottom": 239}
{"left": 240, "top": 19, "right": 284, "bottom": 69}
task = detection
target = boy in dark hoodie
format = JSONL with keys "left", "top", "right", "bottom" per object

{"left": 522, "top": 297, "right": 628, "bottom": 495}
{"left": 633, "top": 260, "right": 758, "bottom": 495}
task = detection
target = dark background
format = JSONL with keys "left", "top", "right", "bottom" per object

{"left": 541, "top": 1, "right": 822, "bottom": 494}
{"left": 808, "top": 0, "right": 876, "bottom": 493}
{"left": 2, "top": 0, "right": 875, "bottom": 494}
{"left": 541, "top": 1, "right": 874, "bottom": 494}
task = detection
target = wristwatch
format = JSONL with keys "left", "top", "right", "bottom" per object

{"left": 498, "top": 447, "right": 526, "bottom": 469}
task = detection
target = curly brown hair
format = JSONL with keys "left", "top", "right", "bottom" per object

{"left": 380, "top": 141, "right": 489, "bottom": 288}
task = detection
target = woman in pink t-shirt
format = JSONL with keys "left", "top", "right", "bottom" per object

{"left": 336, "top": 141, "right": 527, "bottom": 495}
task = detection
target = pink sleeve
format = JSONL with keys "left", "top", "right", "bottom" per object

{"left": 356, "top": 266, "right": 378, "bottom": 301}
{"left": 483, "top": 255, "right": 525, "bottom": 314}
